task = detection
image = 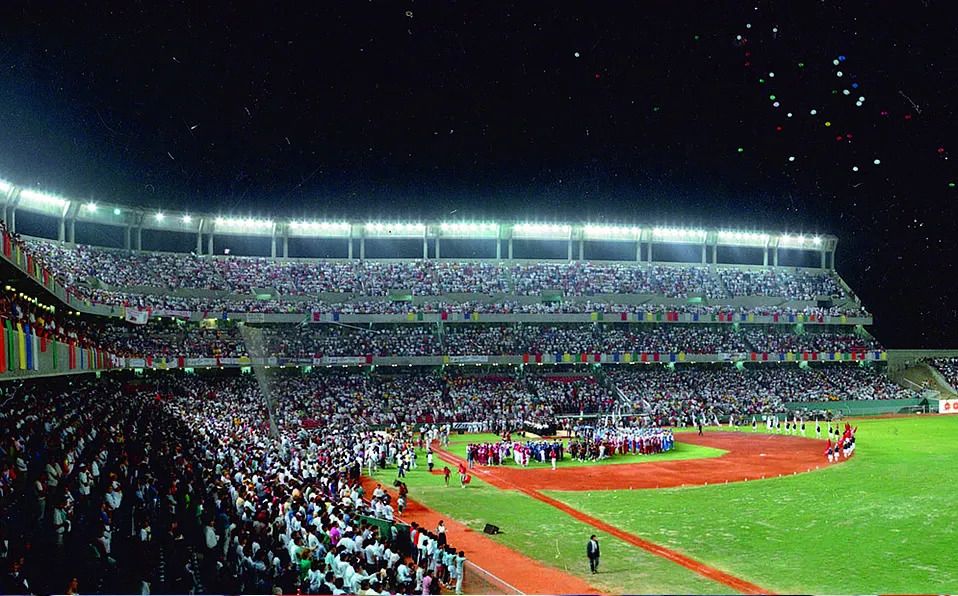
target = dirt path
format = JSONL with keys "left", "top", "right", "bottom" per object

{"left": 430, "top": 431, "right": 848, "bottom": 594}
{"left": 442, "top": 431, "right": 839, "bottom": 491}
{"left": 359, "top": 476, "right": 602, "bottom": 595}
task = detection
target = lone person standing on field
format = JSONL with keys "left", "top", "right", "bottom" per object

{"left": 587, "top": 534, "right": 600, "bottom": 574}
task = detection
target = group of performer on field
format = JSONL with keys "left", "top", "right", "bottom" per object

{"left": 463, "top": 426, "right": 675, "bottom": 469}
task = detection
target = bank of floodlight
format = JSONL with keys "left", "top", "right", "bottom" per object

{"left": 652, "top": 226, "right": 707, "bottom": 243}
{"left": 20, "top": 189, "right": 68, "bottom": 208}
{"left": 513, "top": 222, "right": 572, "bottom": 238}
{"left": 583, "top": 224, "right": 641, "bottom": 240}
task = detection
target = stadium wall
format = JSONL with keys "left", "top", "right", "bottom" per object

{"left": 783, "top": 398, "right": 925, "bottom": 416}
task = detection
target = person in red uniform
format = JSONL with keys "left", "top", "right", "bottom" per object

{"left": 457, "top": 462, "right": 467, "bottom": 488}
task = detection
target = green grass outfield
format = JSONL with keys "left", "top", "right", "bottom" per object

{"left": 548, "top": 415, "right": 958, "bottom": 594}
{"left": 440, "top": 432, "right": 726, "bottom": 468}
{"left": 373, "top": 455, "right": 731, "bottom": 594}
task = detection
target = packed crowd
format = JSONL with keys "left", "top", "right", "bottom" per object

{"left": 0, "top": 372, "right": 468, "bottom": 595}
{"left": 717, "top": 268, "right": 842, "bottom": 299}
{"left": 96, "top": 320, "right": 882, "bottom": 360}
{"left": 925, "top": 358, "right": 958, "bottom": 389}
{"left": 16, "top": 237, "right": 863, "bottom": 317}
{"left": 610, "top": 365, "right": 919, "bottom": 426}
{"left": 742, "top": 328, "right": 882, "bottom": 353}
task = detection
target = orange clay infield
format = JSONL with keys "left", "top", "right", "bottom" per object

{"left": 365, "top": 431, "right": 846, "bottom": 594}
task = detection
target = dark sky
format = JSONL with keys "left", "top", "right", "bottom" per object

{"left": 0, "top": 2, "right": 955, "bottom": 347}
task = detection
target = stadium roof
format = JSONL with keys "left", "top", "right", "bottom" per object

{"left": 0, "top": 176, "right": 836, "bottom": 251}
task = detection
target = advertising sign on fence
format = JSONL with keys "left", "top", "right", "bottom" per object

{"left": 939, "top": 399, "right": 958, "bottom": 414}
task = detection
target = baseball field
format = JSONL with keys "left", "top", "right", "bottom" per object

{"left": 371, "top": 415, "right": 958, "bottom": 594}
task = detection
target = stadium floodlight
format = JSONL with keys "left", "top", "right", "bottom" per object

{"left": 20, "top": 189, "right": 68, "bottom": 208}
{"left": 718, "top": 230, "right": 769, "bottom": 245}
{"left": 583, "top": 224, "right": 641, "bottom": 240}
{"left": 364, "top": 222, "right": 426, "bottom": 236}
{"left": 812, "top": 236, "right": 822, "bottom": 245}
{"left": 154, "top": 212, "right": 165, "bottom": 221}
{"left": 0, "top": 179, "right": 12, "bottom": 195}
{"left": 439, "top": 222, "right": 498, "bottom": 234}
{"left": 652, "top": 226, "right": 707, "bottom": 243}
{"left": 214, "top": 216, "right": 274, "bottom": 230}
{"left": 84, "top": 202, "right": 97, "bottom": 212}
{"left": 113, "top": 207, "right": 122, "bottom": 215}
{"left": 182, "top": 214, "right": 193, "bottom": 224}
{"left": 289, "top": 221, "right": 351, "bottom": 234}
{"left": 513, "top": 222, "right": 573, "bottom": 238}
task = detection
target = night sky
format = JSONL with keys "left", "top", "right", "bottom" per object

{"left": 0, "top": 2, "right": 955, "bottom": 347}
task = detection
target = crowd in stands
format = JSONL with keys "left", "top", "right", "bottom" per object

{"left": 742, "top": 328, "right": 882, "bottom": 353}
{"left": 0, "top": 353, "right": 917, "bottom": 593}
{"left": 610, "top": 365, "right": 919, "bottom": 426}
{"left": 925, "top": 358, "right": 958, "bottom": 389}
{"left": 0, "top": 372, "right": 469, "bottom": 595}
{"left": 95, "top": 320, "right": 882, "bottom": 360}
{"left": 13, "top": 236, "right": 865, "bottom": 317}
{"left": 717, "top": 268, "right": 842, "bottom": 299}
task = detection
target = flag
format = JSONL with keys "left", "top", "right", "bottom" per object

{"left": 29, "top": 327, "right": 40, "bottom": 370}
{"left": 441, "top": 311, "right": 448, "bottom": 320}
{"left": 124, "top": 308, "right": 150, "bottom": 325}
{"left": 51, "top": 340, "right": 58, "bottom": 369}
{"left": 0, "top": 320, "right": 6, "bottom": 373}
{"left": 68, "top": 342, "right": 77, "bottom": 369}
{"left": 16, "top": 323, "right": 26, "bottom": 370}
{"left": 178, "top": 356, "right": 186, "bottom": 368}
{"left": 620, "top": 312, "right": 628, "bottom": 321}
{"left": 1, "top": 232, "right": 10, "bottom": 257}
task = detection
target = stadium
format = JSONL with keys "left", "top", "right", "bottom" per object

{"left": 0, "top": 176, "right": 955, "bottom": 595}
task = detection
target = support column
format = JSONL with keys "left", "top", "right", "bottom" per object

{"left": 207, "top": 233, "right": 213, "bottom": 255}
{"left": 196, "top": 232, "right": 202, "bottom": 255}
{"left": 283, "top": 235, "right": 288, "bottom": 258}
{"left": 567, "top": 238, "right": 573, "bottom": 262}
{"left": 67, "top": 220, "right": 75, "bottom": 244}
{"left": 820, "top": 250, "right": 827, "bottom": 269}
{"left": 58, "top": 218, "right": 66, "bottom": 242}
{"left": 435, "top": 237, "right": 441, "bottom": 260}
{"left": 712, "top": 244, "right": 718, "bottom": 265}
{"left": 635, "top": 241, "right": 641, "bottom": 262}
{"left": 507, "top": 238, "right": 513, "bottom": 260}
{"left": 360, "top": 237, "right": 365, "bottom": 260}
{"left": 135, "top": 227, "right": 142, "bottom": 251}
{"left": 348, "top": 236, "right": 353, "bottom": 259}
{"left": 271, "top": 235, "right": 277, "bottom": 258}
{"left": 763, "top": 247, "right": 768, "bottom": 267}
{"left": 773, "top": 247, "right": 779, "bottom": 267}
{"left": 701, "top": 243, "right": 706, "bottom": 264}
{"left": 125, "top": 226, "right": 132, "bottom": 250}
{"left": 578, "top": 240, "right": 584, "bottom": 261}
{"left": 8, "top": 208, "right": 15, "bottom": 233}
{"left": 423, "top": 236, "right": 428, "bottom": 259}
{"left": 496, "top": 239, "right": 501, "bottom": 260}
{"left": 647, "top": 242, "right": 653, "bottom": 264}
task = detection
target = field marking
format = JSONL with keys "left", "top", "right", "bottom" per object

{"left": 433, "top": 443, "right": 775, "bottom": 595}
